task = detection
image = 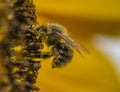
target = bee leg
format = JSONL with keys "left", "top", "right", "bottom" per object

{"left": 40, "top": 51, "right": 54, "bottom": 59}
{"left": 40, "top": 47, "right": 54, "bottom": 59}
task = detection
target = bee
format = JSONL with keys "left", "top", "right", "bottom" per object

{"left": 36, "top": 23, "right": 90, "bottom": 68}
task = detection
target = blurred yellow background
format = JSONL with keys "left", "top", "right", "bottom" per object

{"left": 34, "top": 0, "right": 120, "bottom": 92}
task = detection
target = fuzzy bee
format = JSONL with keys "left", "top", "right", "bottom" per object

{"left": 36, "top": 23, "right": 90, "bottom": 68}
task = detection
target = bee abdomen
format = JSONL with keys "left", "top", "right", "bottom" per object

{"left": 52, "top": 42, "right": 73, "bottom": 68}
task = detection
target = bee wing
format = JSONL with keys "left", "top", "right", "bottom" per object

{"left": 56, "top": 32, "right": 90, "bottom": 56}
